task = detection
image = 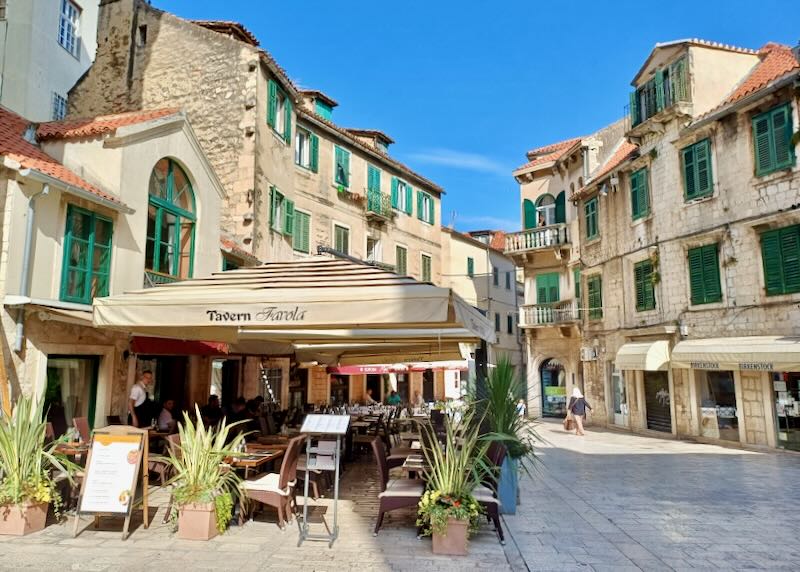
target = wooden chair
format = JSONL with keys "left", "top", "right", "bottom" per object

{"left": 370, "top": 437, "right": 424, "bottom": 536}
{"left": 472, "top": 442, "right": 506, "bottom": 544}
{"left": 72, "top": 417, "right": 90, "bottom": 443}
{"left": 149, "top": 433, "right": 180, "bottom": 487}
{"left": 242, "top": 434, "right": 305, "bottom": 529}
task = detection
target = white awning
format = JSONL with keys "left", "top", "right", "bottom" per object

{"left": 671, "top": 336, "right": 800, "bottom": 371}
{"left": 615, "top": 341, "right": 670, "bottom": 371}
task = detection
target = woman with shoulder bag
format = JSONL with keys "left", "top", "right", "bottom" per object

{"left": 567, "top": 387, "right": 592, "bottom": 436}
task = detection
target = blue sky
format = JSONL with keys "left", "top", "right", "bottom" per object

{"left": 157, "top": 0, "right": 797, "bottom": 232}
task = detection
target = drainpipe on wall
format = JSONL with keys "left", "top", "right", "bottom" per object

{"left": 13, "top": 183, "right": 50, "bottom": 353}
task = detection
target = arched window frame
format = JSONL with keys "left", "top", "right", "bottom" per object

{"left": 146, "top": 158, "right": 197, "bottom": 280}
{"left": 536, "top": 193, "right": 556, "bottom": 226}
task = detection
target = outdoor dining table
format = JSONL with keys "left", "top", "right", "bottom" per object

{"left": 400, "top": 454, "right": 427, "bottom": 478}
{"left": 228, "top": 449, "right": 284, "bottom": 479}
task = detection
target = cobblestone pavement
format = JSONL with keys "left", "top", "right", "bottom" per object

{"left": 503, "top": 419, "right": 800, "bottom": 571}
{"left": 4, "top": 423, "right": 799, "bottom": 571}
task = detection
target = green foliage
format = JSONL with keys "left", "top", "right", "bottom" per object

{"left": 416, "top": 409, "right": 488, "bottom": 536}
{"left": 476, "top": 356, "right": 536, "bottom": 468}
{"left": 164, "top": 406, "right": 248, "bottom": 534}
{"left": 0, "top": 396, "right": 72, "bottom": 516}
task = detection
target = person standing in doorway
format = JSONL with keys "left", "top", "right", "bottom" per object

{"left": 129, "top": 370, "right": 154, "bottom": 428}
{"left": 567, "top": 387, "right": 591, "bottom": 436}
{"left": 364, "top": 388, "right": 378, "bottom": 405}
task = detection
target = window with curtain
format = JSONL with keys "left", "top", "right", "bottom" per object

{"left": 146, "top": 158, "right": 196, "bottom": 282}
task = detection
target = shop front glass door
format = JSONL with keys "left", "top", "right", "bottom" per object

{"left": 644, "top": 371, "right": 672, "bottom": 433}
{"left": 45, "top": 356, "right": 99, "bottom": 436}
{"left": 774, "top": 372, "right": 800, "bottom": 451}
{"left": 540, "top": 359, "right": 566, "bottom": 417}
{"left": 700, "top": 371, "right": 739, "bottom": 441}
{"left": 611, "top": 365, "right": 628, "bottom": 426}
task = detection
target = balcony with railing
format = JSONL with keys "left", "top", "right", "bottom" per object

{"left": 365, "top": 190, "right": 394, "bottom": 223}
{"left": 144, "top": 269, "right": 180, "bottom": 288}
{"left": 627, "top": 56, "right": 691, "bottom": 135}
{"left": 519, "top": 300, "right": 580, "bottom": 328}
{"left": 504, "top": 224, "right": 569, "bottom": 257}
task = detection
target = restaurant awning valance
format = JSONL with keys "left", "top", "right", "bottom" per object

{"left": 615, "top": 341, "right": 670, "bottom": 371}
{"left": 130, "top": 336, "right": 228, "bottom": 356}
{"left": 671, "top": 336, "right": 800, "bottom": 371}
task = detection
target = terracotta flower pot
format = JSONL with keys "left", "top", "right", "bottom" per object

{"left": 177, "top": 502, "right": 218, "bottom": 540}
{"left": 0, "top": 501, "right": 48, "bottom": 536}
{"left": 432, "top": 517, "right": 469, "bottom": 556}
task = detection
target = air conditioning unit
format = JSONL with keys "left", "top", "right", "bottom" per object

{"left": 580, "top": 347, "right": 598, "bottom": 362}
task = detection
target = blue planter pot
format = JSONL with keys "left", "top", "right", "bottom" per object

{"left": 497, "top": 456, "right": 518, "bottom": 515}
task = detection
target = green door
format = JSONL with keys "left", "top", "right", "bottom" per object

{"left": 536, "top": 273, "right": 560, "bottom": 324}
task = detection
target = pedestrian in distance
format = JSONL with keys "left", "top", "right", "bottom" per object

{"left": 567, "top": 387, "right": 591, "bottom": 436}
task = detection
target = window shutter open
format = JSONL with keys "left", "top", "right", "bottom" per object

{"left": 655, "top": 69, "right": 665, "bottom": 111}
{"left": 391, "top": 177, "right": 399, "bottom": 208}
{"left": 629, "top": 91, "right": 638, "bottom": 126}
{"left": 467, "top": 257, "right": 474, "bottom": 277}
{"left": 772, "top": 105, "right": 792, "bottom": 168}
{"left": 523, "top": 199, "right": 537, "bottom": 229}
{"left": 267, "top": 80, "right": 278, "bottom": 127}
{"left": 701, "top": 244, "right": 722, "bottom": 303}
{"left": 405, "top": 185, "right": 413, "bottom": 214}
{"left": 283, "top": 98, "right": 292, "bottom": 143}
{"left": 555, "top": 191, "right": 566, "bottom": 223}
{"left": 781, "top": 226, "right": 800, "bottom": 293}
{"left": 695, "top": 139, "right": 711, "bottom": 196}
{"left": 416, "top": 190, "right": 423, "bottom": 219}
{"left": 683, "top": 145, "right": 696, "bottom": 198}
{"left": 427, "top": 194, "right": 434, "bottom": 224}
{"left": 761, "top": 229, "right": 784, "bottom": 295}
{"left": 753, "top": 113, "right": 774, "bottom": 175}
{"left": 269, "top": 187, "right": 277, "bottom": 230}
{"left": 688, "top": 247, "right": 705, "bottom": 304}
{"left": 309, "top": 133, "right": 319, "bottom": 172}
{"left": 283, "top": 199, "right": 294, "bottom": 237}
{"left": 293, "top": 211, "right": 310, "bottom": 253}
{"left": 342, "top": 149, "right": 350, "bottom": 187}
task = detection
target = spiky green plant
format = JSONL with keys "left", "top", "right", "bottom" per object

{"left": 0, "top": 395, "right": 72, "bottom": 512}
{"left": 416, "top": 408, "right": 489, "bottom": 536}
{"left": 164, "top": 406, "right": 249, "bottom": 533}
{"left": 476, "top": 356, "right": 536, "bottom": 471}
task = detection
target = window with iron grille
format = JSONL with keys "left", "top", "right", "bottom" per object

{"left": 58, "top": 0, "right": 81, "bottom": 58}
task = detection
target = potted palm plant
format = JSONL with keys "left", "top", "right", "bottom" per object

{"left": 0, "top": 396, "right": 72, "bottom": 535}
{"left": 479, "top": 356, "right": 536, "bottom": 515}
{"left": 164, "top": 406, "right": 247, "bottom": 540}
{"left": 417, "top": 409, "right": 489, "bottom": 555}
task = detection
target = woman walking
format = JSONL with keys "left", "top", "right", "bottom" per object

{"left": 567, "top": 387, "right": 591, "bottom": 436}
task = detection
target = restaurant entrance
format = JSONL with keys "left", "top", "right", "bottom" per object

{"left": 137, "top": 355, "right": 188, "bottom": 411}
{"left": 366, "top": 374, "right": 382, "bottom": 402}
{"left": 643, "top": 371, "right": 672, "bottom": 433}
{"left": 774, "top": 371, "right": 800, "bottom": 451}
{"left": 45, "top": 355, "right": 99, "bottom": 435}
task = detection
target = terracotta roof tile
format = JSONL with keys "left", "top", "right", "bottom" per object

{"left": 488, "top": 231, "right": 506, "bottom": 251}
{"left": 191, "top": 20, "right": 259, "bottom": 46}
{"left": 0, "top": 106, "right": 125, "bottom": 207}
{"left": 573, "top": 141, "right": 639, "bottom": 200}
{"left": 515, "top": 136, "right": 583, "bottom": 172}
{"left": 723, "top": 43, "right": 799, "bottom": 106}
{"left": 220, "top": 237, "right": 261, "bottom": 264}
{"left": 37, "top": 108, "right": 180, "bottom": 140}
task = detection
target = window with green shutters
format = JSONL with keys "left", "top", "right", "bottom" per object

{"left": 421, "top": 254, "right": 431, "bottom": 282}
{"left": 573, "top": 268, "right": 581, "bottom": 302}
{"left": 630, "top": 168, "right": 650, "bottom": 220}
{"left": 267, "top": 79, "right": 291, "bottom": 144}
{"left": 391, "top": 177, "right": 413, "bottom": 214}
{"left": 752, "top": 103, "right": 795, "bottom": 177}
{"left": 269, "top": 187, "right": 293, "bottom": 234}
{"left": 367, "top": 165, "right": 381, "bottom": 193}
{"left": 536, "top": 273, "right": 560, "bottom": 304}
{"left": 587, "top": 275, "right": 603, "bottom": 320}
{"left": 682, "top": 139, "right": 713, "bottom": 200}
{"left": 396, "top": 245, "right": 407, "bottom": 275}
{"left": 633, "top": 259, "right": 656, "bottom": 311}
{"left": 416, "top": 190, "right": 434, "bottom": 224}
{"left": 334, "top": 224, "right": 349, "bottom": 254}
{"left": 760, "top": 225, "right": 800, "bottom": 296}
{"left": 60, "top": 206, "right": 113, "bottom": 304}
{"left": 292, "top": 210, "right": 311, "bottom": 253}
{"left": 334, "top": 146, "right": 350, "bottom": 188}
{"left": 467, "top": 257, "right": 474, "bottom": 277}
{"left": 688, "top": 244, "right": 722, "bottom": 305}
{"left": 294, "top": 127, "right": 319, "bottom": 172}
{"left": 584, "top": 197, "right": 598, "bottom": 239}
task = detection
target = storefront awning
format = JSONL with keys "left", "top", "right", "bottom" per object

{"left": 327, "top": 360, "right": 468, "bottom": 375}
{"left": 672, "top": 336, "right": 800, "bottom": 371}
{"left": 615, "top": 341, "right": 670, "bottom": 371}
{"left": 130, "top": 336, "right": 228, "bottom": 356}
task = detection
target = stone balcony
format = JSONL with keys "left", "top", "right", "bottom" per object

{"left": 519, "top": 300, "right": 580, "bottom": 328}
{"left": 504, "top": 224, "right": 570, "bottom": 266}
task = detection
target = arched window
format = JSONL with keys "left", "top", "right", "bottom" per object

{"left": 536, "top": 194, "right": 556, "bottom": 226}
{"left": 146, "top": 158, "right": 196, "bottom": 281}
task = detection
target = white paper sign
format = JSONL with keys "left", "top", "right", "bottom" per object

{"left": 79, "top": 434, "right": 143, "bottom": 514}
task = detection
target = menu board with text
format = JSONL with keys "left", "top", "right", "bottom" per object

{"left": 79, "top": 433, "right": 143, "bottom": 514}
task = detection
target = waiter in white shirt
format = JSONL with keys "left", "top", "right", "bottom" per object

{"left": 129, "top": 370, "right": 154, "bottom": 428}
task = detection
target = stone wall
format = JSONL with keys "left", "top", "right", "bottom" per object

{"left": 741, "top": 371, "right": 769, "bottom": 446}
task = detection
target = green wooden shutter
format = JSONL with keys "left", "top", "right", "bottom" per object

{"left": 688, "top": 247, "right": 706, "bottom": 304}
{"left": 587, "top": 275, "right": 602, "bottom": 319}
{"left": 405, "top": 185, "right": 413, "bottom": 214}
{"left": 772, "top": 104, "right": 793, "bottom": 169}
{"left": 695, "top": 139, "right": 712, "bottom": 197}
{"left": 309, "top": 133, "right": 319, "bottom": 173}
{"left": 781, "top": 226, "right": 800, "bottom": 293}
{"left": 427, "top": 194, "right": 434, "bottom": 224}
{"left": 629, "top": 91, "right": 639, "bottom": 126}
{"left": 536, "top": 273, "right": 559, "bottom": 304}
{"left": 283, "top": 199, "right": 294, "bottom": 237}
{"left": 396, "top": 246, "right": 407, "bottom": 275}
{"left": 293, "top": 210, "right": 310, "bottom": 253}
{"left": 467, "top": 257, "right": 474, "bottom": 277}
{"left": 523, "top": 199, "right": 537, "bottom": 229}
{"left": 391, "top": 177, "right": 399, "bottom": 208}
{"left": 584, "top": 197, "right": 598, "bottom": 239}
{"left": 682, "top": 144, "right": 696, "bottom": 199}
{"left": 631, "top": 169, "right": 649, "bottom": 219}
{"left": 335, "top": 147, "right": 350, "bottom": 187}
{"left": 555, "top": 191, "right": 566, "bottom": 224}
{"left": 753, "top": 112, "right": 774, "bottom": 175}
{"left": 761, "top": 229, "right": 784, "bottom": 295}
{"left": 368, "top": 165, "right": 380, "bottom": 192}
{"left": 701, "top": 244, "right": 722, "bottom": 303}
{"left": 269, "top": 187, "right": 278, "bottom": 230}
{"left": 634, "top": 260, "right": 655, "bottom": 311}
{"left": 416, "top": 190, "right": 423, "bottom": 220}
{"left": 655, "top": 69, "right": 665, "bottom": 111}
{"left": 573, "top": 268, "right": 581, "bottom": 302}
{"left": 283, "top": 98, "right": 292, "bottom": 143}
{"left": 267, "top": 80, "right": 278, "bottom": 127}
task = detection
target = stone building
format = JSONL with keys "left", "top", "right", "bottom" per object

{"left": 568, "top": 40, "right": 800, "bottom": 450}
{"left": 0, "top": 0, "right": 99, "bottom": 121}
{"left": 440, "top": 228, "right": 524, "bottom": 394}
{"left": 505, "top": 121, "right": 626, "bottom": 418}
{"left": 0, "top": 107, "right": 226, "bottom": 428}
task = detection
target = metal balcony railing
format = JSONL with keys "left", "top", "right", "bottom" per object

{"left": 629, "top": 56, "right": 690, "bottom": 128}
{"left": 365, "top": 190, "right": 393, "bottom": 220}
{"left": 504, "top": 224, "right": 569, "bottom": 254}
{"left": 519, "top": 300, "right": 580, "bottom": 328}
{"left": 144, "top": 269, "right": 179, "bottom": 288}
